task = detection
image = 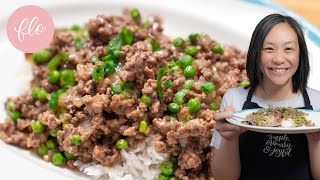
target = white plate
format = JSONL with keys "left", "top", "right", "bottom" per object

{"left": 0, "top": 0, "right": 319, "bottom": 179}
{"left": 227, "top": 108, "right": 320, "bottom": 134}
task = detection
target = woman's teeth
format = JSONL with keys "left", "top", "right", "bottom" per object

{"left": 271, "top": 68, "right": 287, "bottom": 72}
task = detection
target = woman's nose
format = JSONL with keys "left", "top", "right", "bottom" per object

{"left": 272, "top": 50, "right": 286, "bottom": 64}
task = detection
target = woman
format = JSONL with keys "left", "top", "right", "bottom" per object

{"left": 210, "top": 14, "right": 320, "bottom": 180}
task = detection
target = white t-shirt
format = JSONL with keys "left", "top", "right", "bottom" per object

{"left": 210, "top": 87, "right": 320, "bottom": 148}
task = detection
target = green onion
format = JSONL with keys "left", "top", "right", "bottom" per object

{"left": 32, "top": 50, "right": 52, "bottom": 64}
{"left": 48, "top": 54, "right": 62, "bottom": 72}
{"left": 49, "top": 127, "right": 60, "bottom": 137}
{"left": 183, "top": 65, "right": 196, "bottom": 78}
{"left": 130, "top": 8, "right": 141, "bottom": 20}
{"left": 31, "top": 121, "right": 44, "bottom": 134}
{"left": 209, "top": 103, "right": 220, "bottom": 111}
{"left": 168, "top": 103, "right": 179, "bottom": 113}
{"left": 111, "top": 85, "right": 122, "bottom": 95}
{"left": 183, "top": 80, "right": 194, "bottom": 90}
{"left": 46, "top": 140, "right": 56, "bottom": 149}
{"left": 139, "top": 121, "right": 148, "bottom": 133}
{"left": 160, "top": 161, "right": 174, "bottom": 175}
{"left": 164, "top": 80, "right": 173, "bottom": 89}
{"left": 185, "top": 46, "right": 198, "bottom": 56}
{"left": 187, "top": 98, "right": 201, "bottom": 113}
{"left": 92, "top": 65, "right": 105, "bottom": 81}
{"left": 6, "top": 101, "right": 15, "bottom": 112}
{"left": 173, "top": 37, "right": 184, "bottom": 47}
{"left": 104, "top": 60, "right": 116, "bottom": 75}
{"left": 52, "top": 152, "right": 66, "bottom": 166}
{"left": 60, "top": 70, "right": 76, "bottom": 87}
{"left": 91, "top": 56, "right": 99, "bottom": 64}
{"left": 116, "top": 138, "right": 128, "bottom": 149}
{"left": 173, "top": 89, "right": 188, "bottom": 105}
{"left": 120, "top": 27, "right": 134, "bottom": 46}
{"left": 146, "top": 37, "right": 161, "bottom": 51}
{"left": 212, "top": 44, "right": 223, "bottom": 54}
{"left": 239, "top": 81, "right": 250, "bottom": 87}
{"left": 71, "top": 134, "right": 81, "bottom": 146}
{"left": 72, "top": 36, "right": 84, "bottom": 49}
{"left": 200, "top": 82, "right": 215, "bottom": 94}
{"left": 176, "top": 55, "right": 193, "bottom": 69}
{"left": 120, "top": 81, "right": 133, "bottom": 90}
{"left": 10, "top": 111, "right": 21, "bottom": 122}
{"left": 38, "top": 144, "right": 48, "bottom": 156}
{"left": 157, "top": 67, "right": 165, "bottom": 100}
{"left": 140, "top": 94, "right": 151, "bottom": 107}
{"left": 64, "top": 152, "right": 76, "bottom": 160}
{"left": 48, "top": 70, "right": 61, "bottom": 84}
{"left": 188, "top": 33, "right": 200, "bottom": 42}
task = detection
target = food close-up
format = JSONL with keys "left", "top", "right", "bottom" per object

{"left": 0, "top": 8, "right": 248, "bottom": 179}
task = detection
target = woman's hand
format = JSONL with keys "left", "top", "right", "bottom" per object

{"left": 215, "top": 106, "right": 246, "bottom": 141}
{"left": 306, "top": 131, "right": 320, "bottom": 142}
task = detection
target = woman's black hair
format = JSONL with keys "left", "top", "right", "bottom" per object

{"left": 246, "top": 13, "right": 310, "bottom": 93}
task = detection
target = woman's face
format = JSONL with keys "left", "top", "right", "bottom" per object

{"left": 260, "top": 23, "right": 300, "bottom": 87}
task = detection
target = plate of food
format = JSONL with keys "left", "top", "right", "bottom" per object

{"left": 227, "top": 107, "right": 320, "bottom": 134}
{"left": 0, "top": 0, "right": 319, "bottom": 180}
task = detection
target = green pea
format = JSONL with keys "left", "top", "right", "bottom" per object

{"left": 31, "top": 87, "right": 41, "bottom": 99}
{"left": 212, "top": 44, "right": 223, "bottom": 54}
{"left": 70, "top": 24, "right": 80, "bottom": 31}
{"left": 209, "top": 103, "right": 220, "bottom": 111}
{"left": 168, "top": 103, "right": 179, "bottom": 113}
{"left": 52, "top": 152, "right": 66, "bottom": 166}
{"left": 187, "top": 98, "right": 201, "bottom": 113}
{"left": 172, "top": 37, "right": 184, "bottom": 47}
{"left": 139, "top": 121, "right": 148, "bottom": 133}
{"left": 185, "top": 46, "right": 198, "bottom": 56}
{"left": 38, "top": 144, "right": 48, "bottom": 156}
{"left": 6, "top": 101, "right": 15, "bottom": 111}
{"left": 183, "top": 65, "right": 196, "bottom": 78}
{"left": 32, "top": 50, "right": 52, "bottom": 64}
{"left": 10, "top": 111, "right": 21, "bottom": 122}
{"left": 200, "top": 82, "right": 215, "bottom": 94}
{"left": 188, "top": 33, "right": 200, "bottom": 42}
{"left": 31, "top": 121, "right": 44, "bottom": 134}
{"left": 160, "top": 161, "right": 174, "bottom": 175}
{"left": 46, "top": 140, "right": 56, "bottom": 149}
{"left": 140, "top": 94, "right": 151, "bottom": 107}
{"left": 120, "top": 81, "right": 134, "bottom": 90}
{"left": 158, "top": 173, "right": 170, "bottom": 180}
{"left": 111, "top": 85, "right": 122, "bottom": 95}
{"left": 130, "top": 8, "right": 140, "bottom": 20}
{"left": 116, "top": 138, "right": 128, "bottom": 149}
{"left": 164, "top": 80, "right": 173, "bottom": 89}
{"left": 71, "top": 134, "right": 81, "bottom": 146}
{"left": 48, "top": 70, "right": 61, "bottom": 84}
{"left": 176, "top": 55, "right": 193, "bottom": 69}
{"left": 64, "top": 152, "right": 76, "bottom": 160}
{"left": 60, "top": 70, "right": 76, "bottom": 87}
{"left": 82, "top": 31, "right": 89, "bottom": 38}
{"left": 239, "top": 81, "right": 250, "bottom": 87}
{"left": 37, "top": 89, "right": 48, "bottom": 102}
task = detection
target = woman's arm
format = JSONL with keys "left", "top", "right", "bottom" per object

{"left": 210, "top": 106, "right": 246, "bottom": 180}
{"left": 307, "top": 133, "right": 320, "bottom": 179}
{"left": 211, "top": 137, "right": 241, "bottom": 180}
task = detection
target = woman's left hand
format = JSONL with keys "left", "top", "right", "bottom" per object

{"left": 306, "top": 131, "right": 320, "bottom": 142}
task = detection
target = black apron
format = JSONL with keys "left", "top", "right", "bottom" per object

{"left": 239, "top": 88, "right": 313, "bottom": 180}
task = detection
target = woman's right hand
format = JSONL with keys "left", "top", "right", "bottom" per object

{"left": 215, "top": 106, "right": 246, "bottom": 141}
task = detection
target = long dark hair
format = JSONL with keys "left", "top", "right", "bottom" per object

{"left": 246, "top": 13, "right": 310, "bottom": 93}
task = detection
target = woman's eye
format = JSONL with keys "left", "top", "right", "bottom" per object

{"left": 285, "top": 47, "right": 293, "bottom": 51}
{"left": 263, "top": 47, "right": 273, "bottom": 52}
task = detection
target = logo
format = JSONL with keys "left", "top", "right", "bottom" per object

{"left": 6, "top": 5, "right": 54, "bottom": 53}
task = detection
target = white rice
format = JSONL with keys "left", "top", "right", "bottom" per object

{"left": 74, "top": 135, "right": 168, "bottom": 180}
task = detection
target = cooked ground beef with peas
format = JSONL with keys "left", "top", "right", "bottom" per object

{"left": 0, "top": 8, "right": 248, "bottom": 179}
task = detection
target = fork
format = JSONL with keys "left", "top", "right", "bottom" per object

{"left": 230, "top": 115, "right": 281, "bottom": 127}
